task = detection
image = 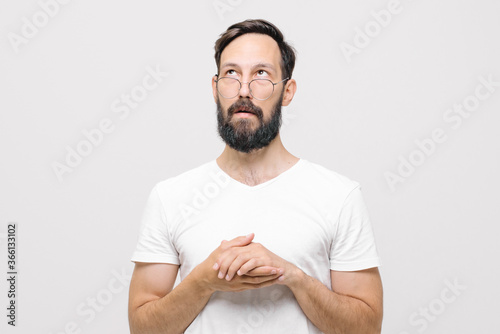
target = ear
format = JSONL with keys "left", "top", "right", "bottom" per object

{"left": 212, "top": 75, "right": 219, "bottom": 103}
{"left": 281, "top": 79, "right": 297, "bottom": 107}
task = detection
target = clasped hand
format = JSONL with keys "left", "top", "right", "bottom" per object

{"left": 195, "top": 233, "right": 298, "bottom": 293}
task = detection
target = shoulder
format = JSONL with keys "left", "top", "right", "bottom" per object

{"left": 153, "top": 160, "right": 217, "bottom": 196}
{"left": 299, "top": 159, "right": 361, "bottom": 195}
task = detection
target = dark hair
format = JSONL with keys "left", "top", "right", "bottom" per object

{"left": 214, "top": 19, "right": 296, "bottom": 80}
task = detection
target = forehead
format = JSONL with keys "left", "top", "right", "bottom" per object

{"left": 220, "top": 33, "right": 281, "bottom": 73}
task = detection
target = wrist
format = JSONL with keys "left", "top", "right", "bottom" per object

{"left": 185, "top": 265, "right": 216, "bottom": 297}
{"left": 282, "top": 264, "right": 306, "bottom": 289}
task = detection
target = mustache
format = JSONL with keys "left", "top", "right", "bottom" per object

{"left": 227, "top": 99, "right": 263, "bottom": 120}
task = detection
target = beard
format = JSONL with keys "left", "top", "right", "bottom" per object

{"left": 216, "top": 94, "right": 283, "bottom": 153}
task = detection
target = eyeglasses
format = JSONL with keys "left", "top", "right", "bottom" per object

{"left": 215, "top": 75, "right": 289, "bottom": 101}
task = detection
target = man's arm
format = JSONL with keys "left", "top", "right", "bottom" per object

{"left": 128, "top": 234, "right": 283, "bottom": 334}
{"left": 128, "top": 262, "right": 212, "bottom": 334}
{"left": 286, "top": 267, "right": 383, "bottom": 334}
{"left": 215, "top": 242, "right": 383, "bottom": 334}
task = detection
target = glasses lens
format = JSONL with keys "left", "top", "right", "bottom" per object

{"left": 249, "top": 79, "right": 273, "bottom": 100}
{"left": 217, "top": 77, "right": 240, "bottom": 99}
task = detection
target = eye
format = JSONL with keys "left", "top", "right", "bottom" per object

{"left": 256, "top": 70, "right": 268, "bottom": 76}
{"left": 225, "top": 69, "right": 237, "bottom": 76}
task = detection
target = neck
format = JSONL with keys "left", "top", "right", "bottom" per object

{"left": 216, "top": 134, "right": 299, "bottom": 186}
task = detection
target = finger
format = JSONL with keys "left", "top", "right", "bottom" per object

{"left": 237, "top": 258, "right": 268, "bottom": 276}
{"left": 221, "top": 233, "right": 254, "bottom": 250}
{"left": 239, "top": 273, "right": 281, "bottom": 285}
{"left": 226, "top": 256, "right": 254, "bottom": 281}
{"left": 219, "top": 250, "right": 251, "bottom": 280}
{"left": 242, "top": 266, "right": 283, "bottom": 277}
{"left": 216, "top": 247, "right": 244, "bottom": 279}
{"left": 213, "top": 234, "right": 254, "bottom": 271}
{"left": 219, "top": 274, "right": 282, "bottom": 292}
{"left": 251, "top": 277, "right": 281, "bottom": 289}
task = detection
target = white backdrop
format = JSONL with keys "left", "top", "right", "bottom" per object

{"left": 1, "top": 0, "right": 499, "bottom": 333}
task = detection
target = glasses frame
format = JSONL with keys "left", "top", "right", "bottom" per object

{"left": 215, "top": 74, "right": 289, "bottom": 101}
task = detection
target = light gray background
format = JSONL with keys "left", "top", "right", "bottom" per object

{"left": 1, "top": 0, "right": 499, "bottom": 333}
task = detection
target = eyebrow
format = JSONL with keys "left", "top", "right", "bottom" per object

{"left": 220, "top": 62, "right": 277, "bottom": 73}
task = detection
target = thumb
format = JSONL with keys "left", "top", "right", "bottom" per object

{"left": 226, "top": 233, "right": 254, "bottom": 248}
{"left": 244, "top": 233, "right": 255, "bottom": 243}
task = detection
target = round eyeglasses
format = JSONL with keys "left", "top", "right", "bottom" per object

{"left": 215, "top": 75, "right": 289, "bottom": 101}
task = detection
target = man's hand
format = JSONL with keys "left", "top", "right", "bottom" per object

{"left": 190, "top": 233, "right": 284, "bottom": 293}
{"left": 211, "top": 234, "right": 383, "bottom": 333}
{"left": 129, "top": 234, "right": 285, "bottom": 334}
{"left": 212, "top": 234, "right": 302, "bottom": 286}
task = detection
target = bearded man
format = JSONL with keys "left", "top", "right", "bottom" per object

{"left": 128, "top": 19, "right": 383, "bottom": 334}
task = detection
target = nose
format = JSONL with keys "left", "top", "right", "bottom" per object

{"left": 239, "top": 77, "right": 252, "bottom": 99}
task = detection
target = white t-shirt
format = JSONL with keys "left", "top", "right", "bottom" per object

{"left": 131, "top": 158, "right": 380, "bottom": 334}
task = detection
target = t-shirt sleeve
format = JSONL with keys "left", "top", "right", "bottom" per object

{"left": 329, "top": 184, "right": 381, "bottom": 271}
{"left": 130, "top": 184, "right": 180, "bottom": 264}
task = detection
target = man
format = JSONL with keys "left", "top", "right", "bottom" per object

{"left": 128, "top": 19, "right": 383, "bottom": 333}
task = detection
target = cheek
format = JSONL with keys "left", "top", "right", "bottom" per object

{"left": 261, "top": 98, "right": 279, "bottom": 114}
{"left": 221, "top": 99, "right": 235, "bottom": 111}
{"left": 218, "top": 99, "right": 235, "bottom": 117}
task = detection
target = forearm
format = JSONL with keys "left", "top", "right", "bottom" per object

{"left": 130, "top": 274, "right": 213, "bottom": 334}
{"left": 288, "top": 271, "right": 381, "bottom": 334}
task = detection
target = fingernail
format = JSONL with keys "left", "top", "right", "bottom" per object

{"left": 237, "top": 270, "right": 242, "bottom": 276}
{"left": 278, "top": 276, "right": 284, "bottom": 281}
{"left": 271, "top": 270, "right": 277, "bottom": 274}
{"left": 278, "top": 269, "right": 284, "bottom": 274}
{"left": 225, "top": 274, "right": 231, "bottom": 281}
{"left": 246, "top": 233, "right": 253, "bottom": 238}
{"left": 213, "top": 263, "right": 219, "bottom": 270}
{"left": 218, "top": 272, "right": 224, "bottom": 279}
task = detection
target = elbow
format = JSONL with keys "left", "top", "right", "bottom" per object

{"left": 128, "top": 304, "right": 153, "bottom": 334}
{"left": 128, "top": 308, "right": 142, "bottom": 334}
{"left": 370, "top": 306, "right": 383, "bottom": 334}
